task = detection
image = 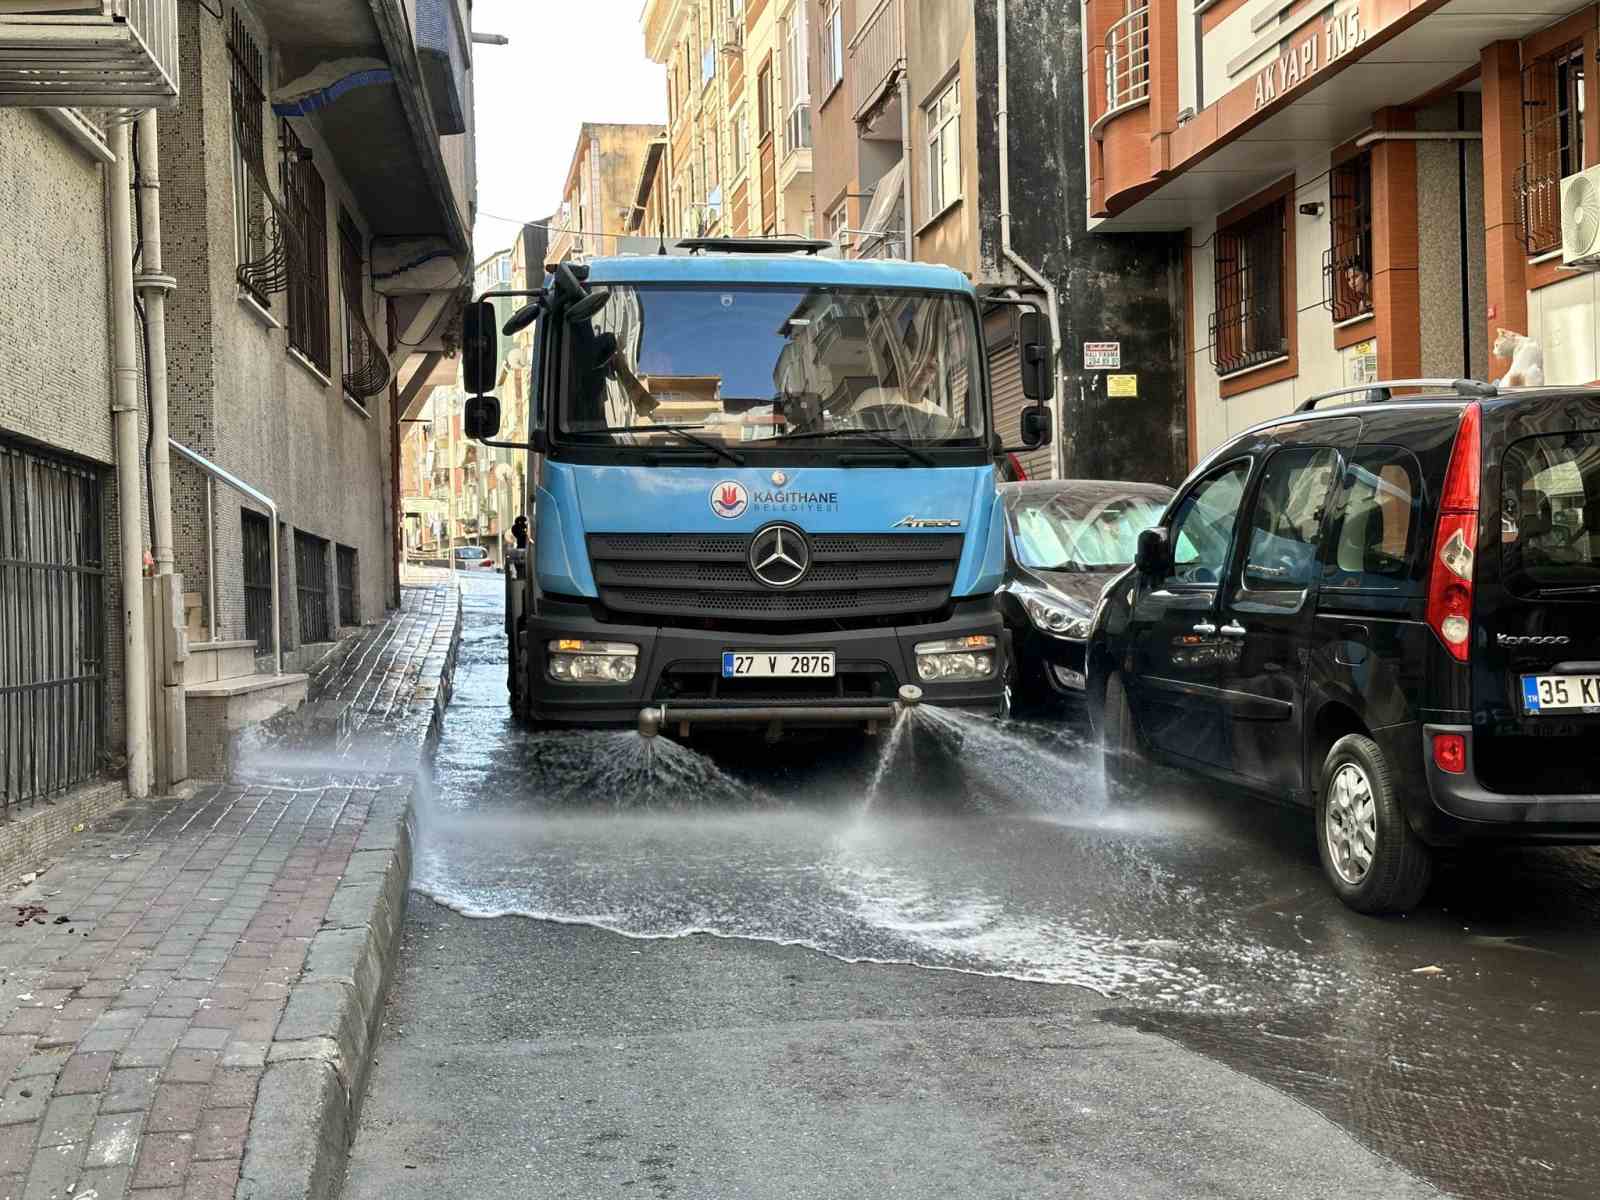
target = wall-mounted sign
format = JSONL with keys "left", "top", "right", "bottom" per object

{"left": 1107, "top": 374, "right": 1138, "bottom": 397}
{"left": 1252, "top": 7, "right": 1365, "bottom": 111}
{"left": 1084, "top": 342, "right": 1121, "bottom": 370}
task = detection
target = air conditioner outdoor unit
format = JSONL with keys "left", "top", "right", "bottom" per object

{"left": 1560, "top": 164, "right": 1600, "bottom": 266}
{"left": 0, "top": 0, "right": 178, "bottom": 109}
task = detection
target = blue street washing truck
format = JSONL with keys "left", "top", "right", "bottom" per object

{"left": 460, "top": 238, "right": 1055, "bottom": 739}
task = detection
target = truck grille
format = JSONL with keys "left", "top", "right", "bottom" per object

{"left": 587, "top": 532, "right": 963, "bottom": 623}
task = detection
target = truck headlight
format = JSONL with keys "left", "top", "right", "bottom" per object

{"left": 914, "top": 635, "right": 998, "bottom": 682}
{"left": 548, "top": 640, "right": 639, "bottom": 685}
{"left": 1019, "top": 588, "right": 1091, "bottom": 640}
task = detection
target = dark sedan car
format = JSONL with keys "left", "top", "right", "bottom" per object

{"left": 999, "top": 480, "right": 1174, "bottom": 710}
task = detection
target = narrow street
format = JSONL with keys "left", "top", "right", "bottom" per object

{"left": 341, "top": 576, "right": 1600, "bottom": 1199}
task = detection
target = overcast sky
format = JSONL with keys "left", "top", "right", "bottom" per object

{"left": 470, "top": 0, "right": 667, "bottom": 261}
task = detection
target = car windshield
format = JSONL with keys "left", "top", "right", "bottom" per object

{"left": 1502, "top": 430, "right": 1600, "bottom": 594}
{"left": 557, "top": 284, "right": 985, "bottom": 449}
{"left": 1006, "top": 486, "right": 1171, "bottom": 571}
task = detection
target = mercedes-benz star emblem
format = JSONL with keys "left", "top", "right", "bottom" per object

{"left": 747, "top": 523, "right": 811, "bottom": 590}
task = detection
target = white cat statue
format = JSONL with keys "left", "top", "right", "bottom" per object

{"left": 1492, "top": 328, "right": 1545, "bottom": 388}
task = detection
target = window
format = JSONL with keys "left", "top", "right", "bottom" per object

{"left": 228, "top": 14, "right": 273, "bottom": 308}
{"left": 1518, "top": 41, "right": 1585, "bottom": 254}
{"left": 730, "top": 104, "right": 749, "bottom": 176}
{"left": 282, "top": 124, "right": 330, "bottom": 375}
{"left": 1211, "top": 195, "right": 1288, "bottom": 377}
{"left": 758, "top": 60, "right": 774, "bottom": 141}
{"left": 781, "top": 4, "right": 811, "bottom": 155}
{"left": 820, "top": 1, "right": 843, "bottom": 93}
{"left": 1168, "top": 460, "right": 1251, "bottom": 586}
{"left": 1240, "top": 448, "right": 1340, "bottom": 591}
{"left": 826, "top": 199, "right": 848, "bottom": 248}
{"left": 925, "top": 80, "right": 962, "bottom": 216}
{"left": 1327, "top": 447, "right": 1422, "bottom": 590}
{"left": 336, "top": 545, "right": 358, "bottom": 626}
{"left": 338, "top": 211, "right": 365, "bottom": 403}
{"left": 1326, "top": 152, "right": 1372, "bottom": 323}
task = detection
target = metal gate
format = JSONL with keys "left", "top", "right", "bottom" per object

{"left": 295, "top": 531, "right": 330, "bottom": 644}
{"left": 0, "top": 438, "right": 106, "bottom": 809}
{"left": 242, "top": 510, "right": 274, "bottom": 654}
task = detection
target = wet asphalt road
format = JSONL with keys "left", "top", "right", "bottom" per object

{"left": 342, "top": 575, "right": 1600, "bottom": 1200}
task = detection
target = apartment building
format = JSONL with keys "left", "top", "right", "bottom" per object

{"left": 1083, "top": 0, "right": 1600, "bottom": 456}
{"left": 810, "top": 1, "right": 1191, "bottom": 484}
{"left": 642, "top": 0, "right": 817, "bottom": 239}
{"left": 546, "top": 122, "right": 667, "bottom": 262}
{"left": 1, "top": 0, "right": 474, "bottom": 800}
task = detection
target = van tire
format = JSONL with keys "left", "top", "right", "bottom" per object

{"left": 1100, "top": 671, "right": 1146, "bottom": 798}
{"left": 1316, "top": 734, "right": 1433, "bottom": 914}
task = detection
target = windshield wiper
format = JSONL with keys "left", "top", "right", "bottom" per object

{"left": 583, "top": 424, "right": 745, "bottom": 466}
{"left": 769, "top": 427, "right": 935, "bottom": 467}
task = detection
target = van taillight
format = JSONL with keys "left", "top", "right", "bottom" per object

{"left": 1426, "top": 403, "right": 1482, "bottom": 663}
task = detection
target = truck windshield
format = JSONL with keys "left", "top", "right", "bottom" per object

{"left": 557, "top": 284, "right": 985, "bottom": 450}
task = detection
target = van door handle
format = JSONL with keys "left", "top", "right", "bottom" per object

{"left": 1192, "top": 622, "right": 1218, "bottom": 635}
{"left": 1220, "top": 622, "right": 1247, "bottom": 638}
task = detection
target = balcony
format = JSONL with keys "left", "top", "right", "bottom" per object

{"left": 1092, "top": 4, "right": 1149, "bottom": 138}
{"left": 850, "top": 0, "right": 901, "bottom": 124}
{"left": 0, "top": 0, "right": 179, "bottom": 109}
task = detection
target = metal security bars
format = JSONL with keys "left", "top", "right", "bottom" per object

{"left": 1324, "top": 152, "right": 1373, "bottom": 322}
{"left": 1515, "top": 40, "right": 1585, "bottom": 255}
{"left": 338, "top": 210, "right": 391, "bottom": 402}
{"left": 283, "top": 123, "right": 330, "bottom": 375}
{"left": 1210, "top": 196, "right": 1290, "bottom": 376}
{"left": 1104, "top": 5, "right": 1150, "bottom": 115}
{"left": 241, "top": 510, "right": 274, "bottom": 656}
{"left": 294, "top": 532, "right": 330, "bottom": 645}
{"left": 229, "top": 11, "right": 297, "bottom": 301}
{"left": 0, "top": 439, "right": 106, "bottom": 811}
{"left": 336, "top": 544, "right": 357, "bottom": 627}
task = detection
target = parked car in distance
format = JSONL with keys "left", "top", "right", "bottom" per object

{"left": 998, "top": 480, "right": 1173, "bottom": 711}
{"left": 1089, "top": 379, "right": 1600, "bottom": 915}
{"left": 452, "top": 546, "right": 497, "bottom": 571}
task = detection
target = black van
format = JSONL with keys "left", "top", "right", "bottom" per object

{"left": 1088, "top": 379, "right": 1600, "bottom": 913}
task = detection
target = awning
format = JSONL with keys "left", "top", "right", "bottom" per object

{"left": 861, "top": 159, "right": 906, "bottom": 240}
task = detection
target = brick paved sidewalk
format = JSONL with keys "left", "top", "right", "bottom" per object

{"left": 0, "top": 577, "right": 459, "bottom": 1200}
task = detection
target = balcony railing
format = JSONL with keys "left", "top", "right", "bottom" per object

{"left": 1101, "top": 6, "right": 1149, "bottom": 123}
{"left": 850, "top": 0, "right": 901, "bottom": 123}
{"left": 0, "top": 0, "right": 179, "bottom": 109}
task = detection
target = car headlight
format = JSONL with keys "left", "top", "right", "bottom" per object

{"left": 1019, "top": 588, "right": 1091, "bottom": 640}
{"left": 547, "top": 640, "right": 639, "bottom": 685}
{"left": 914, "top": 635, "right": 998, "bottom": 683}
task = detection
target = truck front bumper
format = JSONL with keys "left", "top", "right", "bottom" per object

{"left": 526, "top": 597, "right": 1008, "bottom": 730}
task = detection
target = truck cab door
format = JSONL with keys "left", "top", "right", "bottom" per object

{"left": 1126, "top": 458, "right": 1254, "bottom": 771}
{"left": 1216, "top": 438, "right": 1352, "bottom": 796}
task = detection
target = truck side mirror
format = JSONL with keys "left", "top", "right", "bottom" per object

{"left": 462, "top": 301, "right": 499, "bottom": 396}
{"left": 1019, "top": 311, "right": 1054, "bottom": 402}
{"left": 1135, "top": 527, "right": 1171, "bottom": 577}
{"left": 1019, "top": 404, "right": 1053, "bottom": 450}
{"left": 464, "top": 395, "right": 501, "bottom": 441}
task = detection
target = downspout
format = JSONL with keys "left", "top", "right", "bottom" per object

{"left": 135, "top": 111, "right": 177, "bottom": 573}
{"left": 108, "top": 121, "right": 151, "bottom": 800}
{"left": 995, "top": 0, "right": 1065, "bottom": 479}
{"left": 898, "top": 0, "right": 914, "bottom": 260}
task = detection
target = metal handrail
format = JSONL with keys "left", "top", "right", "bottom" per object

{"left": 1103, "top": 6, "right": 1150, "bottom": 117}
{"left": 169, "top": 439, "right": 282, "bottom": 675}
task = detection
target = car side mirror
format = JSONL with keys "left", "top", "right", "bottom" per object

{"left": 1135, "top": 527, "right": 1171, "bottom": 577}
{"left": 1019, "top": 404, "right": 1053, "bottom": 450}
{"left": 1019, "top": 311, "right": 1054, "bottom": 402}
{"left": 464, "top": 395, "right": 501, "bottom": 441}
{"left": 462, "top": 301, "right": 498, "bottom": 396}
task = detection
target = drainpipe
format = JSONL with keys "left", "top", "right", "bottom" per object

{"left": 135, "top": 111, "right": 177, "bottom": 573}
{"left": 108, "top": 121, "right": 151, "bottom": 801}
{"left": 995, "top": 0, "right": 1065, "bottom": 479}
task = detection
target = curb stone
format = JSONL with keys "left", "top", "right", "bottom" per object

{"left": 238, "top": 586, "right": 461, "bottom": 1200}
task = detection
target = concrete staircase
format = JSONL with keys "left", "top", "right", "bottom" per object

{"left": 181, "top": 593, "right": 309, "bottom": 779}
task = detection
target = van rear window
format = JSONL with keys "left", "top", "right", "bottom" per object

{"left": 1501, "top": 431, "right": 1600, "bottom": 595}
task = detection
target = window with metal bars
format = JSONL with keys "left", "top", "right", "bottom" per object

{"left": 1517, "top": 41, "right": 1585, "bottom": 255}
{"left": 282, "top": 123, "right": 331, "bottom": 375}
{"left": 1210, "top": 196, "right": 1290, "bottom": 377}
{"left": 228, "top": 13, "right": 281, "bottom": 305}
{"left": 294, "top": 531, "right": 331, "bottom": 645}
{"left": 1324, "top": 152, "right": 1373, "bottom": 322}
{"left": 336, "top": 544, "right": 357, "bottom": 626}
{"left": 241, "top": 510, "right": 275, "bottom": 655}
{"left": 338, "top": 210, "right": 389, "bottom": 403}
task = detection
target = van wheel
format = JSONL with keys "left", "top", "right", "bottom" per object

{"left": 1316, "top": 734, "right": 1433, "bottom": 914}
{"left": 1100, "top": 671, "right": 1147, "bottom": 798}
